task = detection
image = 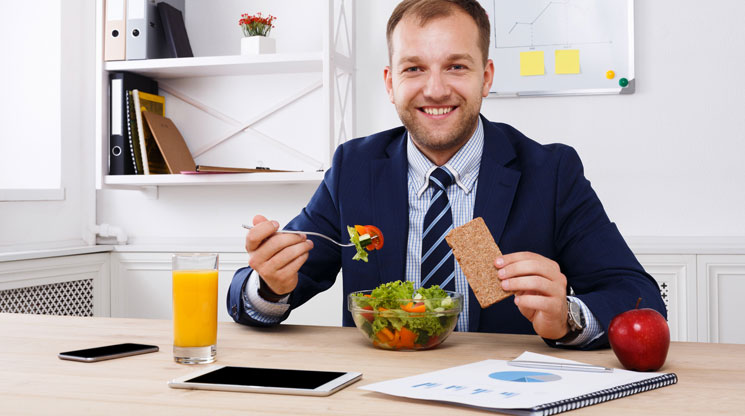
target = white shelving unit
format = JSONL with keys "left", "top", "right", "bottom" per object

{"left": 94, "top": 0, "right": 355, "bottom": 191}
{"left": 104, "top": 170, "right": 325, "bottom": 187}
{"left": 104, "top": 53, "right": 324, "bottom": 79}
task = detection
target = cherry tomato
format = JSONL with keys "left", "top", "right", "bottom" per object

{"left": 363, "top": 225, "right": 384, "bottom": 250}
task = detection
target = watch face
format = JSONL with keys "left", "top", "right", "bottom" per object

{"left": 568, "top": 300, "right": 584, "bottom": 330}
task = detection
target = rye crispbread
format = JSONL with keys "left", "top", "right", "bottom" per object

{"left": 445, "top": 217, "right": 512, "bottom": 308}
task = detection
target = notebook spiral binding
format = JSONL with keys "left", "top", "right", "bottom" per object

{"left": 534, "top": 373, "right": 678, "bottom": 415}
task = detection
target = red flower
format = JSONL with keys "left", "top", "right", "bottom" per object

{"left": 239, "top": 12, "right": 277, "bottom": 37}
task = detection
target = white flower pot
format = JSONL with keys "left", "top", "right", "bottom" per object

{"left": 241, "top": 36, "right": 276, "bottom": 55}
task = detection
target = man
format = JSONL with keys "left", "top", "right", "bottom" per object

{"left": 227, "top": 0, "right": 665, "bottom": 350}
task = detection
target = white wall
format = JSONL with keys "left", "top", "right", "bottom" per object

{"left": 355, "top": 0, "right": 745, "bottom": 238}
{"left": 101, "top": 0, "right": 745, "bottom": 247}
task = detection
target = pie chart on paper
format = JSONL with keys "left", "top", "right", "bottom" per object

{"left": 488, "top": 371, "right": 562, "bottom": 383}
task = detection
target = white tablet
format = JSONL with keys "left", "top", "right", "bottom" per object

{"left": 168, "top": 365, "right": 362, "bottom": 396}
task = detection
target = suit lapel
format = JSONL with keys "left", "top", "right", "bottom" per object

{"left": 468, "top": 117, "right": 521, "bottom": 331}
{"left": 371, "top": 133, "right": 409, "bottom": 285}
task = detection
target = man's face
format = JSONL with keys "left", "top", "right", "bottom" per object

{"left": 384, "top": 10, "right": 494, "bottom": 164}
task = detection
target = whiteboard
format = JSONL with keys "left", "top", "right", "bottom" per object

{"left": 480, "top": 0, "right": 634, "bottom": 97}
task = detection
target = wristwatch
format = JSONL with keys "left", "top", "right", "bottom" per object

{"left": 555, "top": 297, "right": 586, "bottom": 343}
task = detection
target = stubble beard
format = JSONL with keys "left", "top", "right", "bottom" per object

{"left": 397, "top": 103, "right": 481, "bottom": 155}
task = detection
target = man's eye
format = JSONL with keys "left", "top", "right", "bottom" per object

{"left": 404, "top": 67, "right": 421, "bottom": 73}
{"left": 450, "top": 64, "right": 466, "bottom": 70}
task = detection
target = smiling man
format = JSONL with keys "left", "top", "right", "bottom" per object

{"left": 228, "top": 0, "right": 666, "bottom": 350}
{"left": 384, "top": 1, "right": 493, "bottom": 166}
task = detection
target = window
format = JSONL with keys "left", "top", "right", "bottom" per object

{"left": 0, "top": 1, "right": 63, "bottom": 201}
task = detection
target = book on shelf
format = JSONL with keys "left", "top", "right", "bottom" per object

{"left": 109, "top": 72, "right": 157, "bottom": 175}
{"left": 142, "top": 111, "right": 298, "bottom": 174}
{"left": 157, "top": 1, "right": 193, "bottom": 58}
{"left": 125, "top": 90, "right": 143, "bottom": 174}
{"left": 132, "top": 89, "right": 168, "bottom": 174}
{"left": 360, "top": 351, "right": 678, "bottom": 416}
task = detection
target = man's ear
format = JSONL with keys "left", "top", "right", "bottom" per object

{"left": 383, "top": 66, "right": 395, "bottom": 103}
{"left": 481, "top": 59, "right": 495, "bottom": 97}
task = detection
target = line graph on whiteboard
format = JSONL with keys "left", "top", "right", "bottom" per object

{"left": 491, "top": 0, "right": 613, "bottom": 50}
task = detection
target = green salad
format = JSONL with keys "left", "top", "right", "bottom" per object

{"left": 350, "top": 281, "right": 461, "bottom": 350}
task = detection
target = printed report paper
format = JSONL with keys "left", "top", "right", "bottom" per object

{"left": 359, "top": 351, "right": 667, "bottom": 412}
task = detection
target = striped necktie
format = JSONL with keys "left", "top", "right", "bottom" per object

{"left": 421, "top": 166, "right": 455, "bottom": 291}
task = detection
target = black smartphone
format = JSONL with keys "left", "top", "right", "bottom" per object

{"left": 58, "top": 343, "right": 159, "bottom": 362}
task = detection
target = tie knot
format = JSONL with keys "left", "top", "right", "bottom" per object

{"left": 428, "top": 167, "right": 454, "bottom": 190}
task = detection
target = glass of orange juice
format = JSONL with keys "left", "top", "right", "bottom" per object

{"left": 172, "top": 253, "right": 218, "bottom": 364}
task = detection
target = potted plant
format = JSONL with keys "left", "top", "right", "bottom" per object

{"left": 239, "top": 12, "right": 277, "bottom": 55}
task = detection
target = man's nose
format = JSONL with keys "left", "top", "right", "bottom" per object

{"left": 423, "top": 71, "right": 450, "bottom": 100}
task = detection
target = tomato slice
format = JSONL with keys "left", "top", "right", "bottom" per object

{"left": 363, "top": 225, "right": 384, "bottom": 250}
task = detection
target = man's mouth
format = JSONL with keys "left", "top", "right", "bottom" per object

{"left": 419, "top": 106, "right": 455, "bottom": 116}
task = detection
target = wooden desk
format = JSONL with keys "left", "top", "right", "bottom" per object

{"left": 2, "top": 313, "right": 744, "bottom": 415}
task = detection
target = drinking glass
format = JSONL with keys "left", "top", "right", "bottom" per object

{"left": 172, "top": 253, "right": 218, "bottom": 364}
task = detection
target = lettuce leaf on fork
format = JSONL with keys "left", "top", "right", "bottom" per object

{"left": 347, "top": 226, "right": 369, "bottom": 262}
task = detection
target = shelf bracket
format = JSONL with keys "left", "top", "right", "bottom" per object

{"left": 141, "top": 186, "right": 158, "bottom": 200}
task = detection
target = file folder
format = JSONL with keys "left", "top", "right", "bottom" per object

{"left": 104, "top": 0, "right": 126, "bottom": 61}
{"left": 109, "top": 72, "right": 158, "bottom": 175}
{"left": 157, "top": 1, "right": 193, "bottom": 58}
{"left": 126, "top": 0, "right": 184, "bottom": 60}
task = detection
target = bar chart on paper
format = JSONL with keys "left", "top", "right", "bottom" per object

{"left": 480, "top": 0, "right": 634, "bottom": 96}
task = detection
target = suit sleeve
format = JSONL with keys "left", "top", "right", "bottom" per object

{"left": 550, "top": 146, "right": 666, "bottom": 350}
{"left": 227, "top": 145, "right": 346, "bottom": 327}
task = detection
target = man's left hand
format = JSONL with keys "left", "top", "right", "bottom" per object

{"left": 495, "top": 252, "right": 569, "bottom": 339}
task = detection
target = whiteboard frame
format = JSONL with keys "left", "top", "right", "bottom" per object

{"left": 486, "top": 0, "right": 635, "bottom": 98}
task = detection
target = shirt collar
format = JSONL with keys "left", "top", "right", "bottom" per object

{"left": 408, "top": 117, "right": 484, "bottom": 197}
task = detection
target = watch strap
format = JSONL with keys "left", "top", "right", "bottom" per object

{"left": 257, "top": 276, "right": 289, "bottom": 303}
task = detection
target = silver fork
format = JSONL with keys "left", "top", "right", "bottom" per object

{"left": 242, "top": 224, "right": 358, "bottom": 247}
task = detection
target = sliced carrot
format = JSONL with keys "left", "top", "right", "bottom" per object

{"left": 354, "top": 224, "right": 366, "bottom": 235}
{"left": 391, "top": 329, "right": 401, "bottom": 349}
{"left": 376, "top": 327, "right": 394, "bottom": 343}
{"left": 401, "top": 302, "right": 426, "bottom": 313}
{"left": 398, "top": 327, "right": 417, "bottom": 349}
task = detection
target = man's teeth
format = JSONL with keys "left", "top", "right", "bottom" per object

{"left": 423, "top": 107, "right": 453, "bottom": 115}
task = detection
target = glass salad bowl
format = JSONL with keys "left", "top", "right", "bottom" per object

{"left": 347, "top": 283, "right": 463, "bottom": 351}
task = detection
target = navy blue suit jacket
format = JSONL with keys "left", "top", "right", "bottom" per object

{"left": 227, "top": 116, "right": 666, "bottom": 350}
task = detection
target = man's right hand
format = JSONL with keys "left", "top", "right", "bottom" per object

{"left": 245, "top": 215, "right": 314, "bottom": 296}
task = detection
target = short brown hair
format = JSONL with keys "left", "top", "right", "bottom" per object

{"left": 386, "top": 0, "right": 491, "bottom": 65}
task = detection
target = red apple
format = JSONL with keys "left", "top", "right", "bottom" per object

{"left": 608, "top": 298, "right": 670, "bottom": 371}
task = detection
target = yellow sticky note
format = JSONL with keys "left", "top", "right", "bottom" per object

{"left": 555, "top": 49, "right": 580, "bottom": 74}
{"left": 520, "top": 51, "right": 545, "bottom": 76}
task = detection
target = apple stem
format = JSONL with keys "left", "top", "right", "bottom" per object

{"left": 635, "top": 297, "right": 642, "bottom": 309}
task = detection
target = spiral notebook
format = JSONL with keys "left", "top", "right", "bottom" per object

{"left": 360, "top": 351, "right": 677, "bottom": 416}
